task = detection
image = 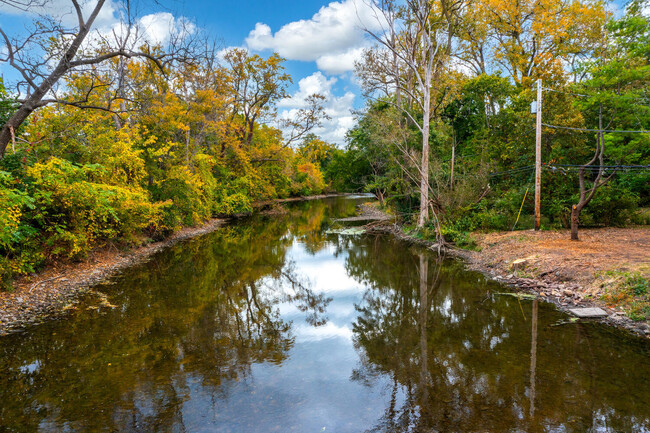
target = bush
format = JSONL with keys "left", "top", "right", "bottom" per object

{"left": 290, "top": 160, "right": 324, "bottom": 196}
{"left": 28, "top": 158, "right": 164, "bottom": 259}
{"left": 156, "top": 155, "right": 217, "bottom": 227}
{"left": 0, "top": 158, "right": 166, "bottom": 287}
{"left": 630, "top": 208, "right": 650, "bottom": 225}
{"left": 581, "top": 184, "right": 639, "bottom": 227}
{"left": 0, "top": 171, "right": 39, "bottom": 285}
{"left": 214, "top": 193, "right": 253, "bottom": 215}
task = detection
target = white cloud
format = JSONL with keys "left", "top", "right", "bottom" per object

{"left": 78, "top": 11, "right": 195, "bottom": 57}
{"left": 82, "top": 0, "right": 119, "bottom": 29}
{"left": 137, "top": 12, "right": 195, "bottom": 46}
{"left": 139, "top": 13, "right": 177, "bottom": 45}
{"left": 0, "top": 0, "right": 119, "bottom": 29}
{"left": 606, "top": 1, "right": 623, "bottom": 18}
{"left": 316, "top": 47, "right": 366, "bottom": 75}
{"left": 279, "top": 72, "right": 338, "bottom": 108}
{"left": 278, "top": 72, "right": 356, "bottom": 145}
{"left": 245, "top": 0, "right": 383, "bottom": 75}
{"left": 294, "top": 321, "right": 354, "bottom": 343}
{"left": 215, "top": 46, "right": 246, "bottom": 62}
{"left": 0, "top": 1, "right": 193, "bottom": 48}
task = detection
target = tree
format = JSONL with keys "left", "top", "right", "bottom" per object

{"left": 569, "top": 0, "right": 649, "bottom": 240}
{"left": 346, "top": 101, "right": 403, "bottom": 205}
{"left": 456, "top": 0, "right": 608, "bottom": 84}
{"left": 223, "top": 48, "right": 329, "bottom": 150}
{"left": 0, "top": 78, "right": 18, "bottom": 153}
{"left": 359, "top": 0, "right": 463, "bottom": 231}
{"left": 223, "top": 49, "right": 291, "bottom": 148}
{"left": 0, "top": 0, "right": 193, "bottom": 158}
{"left": 279, "top": 94, "right": 330, "bottom": 148}
{"left": 569, "top": 107, "right": 616, "bottom": 240}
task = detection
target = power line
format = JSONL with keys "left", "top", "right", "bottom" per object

{"left": 542, "top": 87, "right": 649, "bottom": 102}
{"left": 490, "top": 164, "right": 650, "bottom": 178}
{"left": 489, "top": 165, "right": 535, "bottom": 177}
{"left": 542, "top": 87, "right": 590, "bottom": 98}
{"left": 543, "top": 165, "right": 650, "bottom": 173}
{"left": 548, "top": 164, "right": 650, "bottom": 169}
{"left": 542, "top": 123, "right": 649, "bottom": 134}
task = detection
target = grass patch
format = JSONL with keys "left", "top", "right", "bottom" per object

{"left": 439, "top": 226, "right": 479, "bottom": 250}
{"left": 600, "top": 270, "right": 650, "bottom": 321}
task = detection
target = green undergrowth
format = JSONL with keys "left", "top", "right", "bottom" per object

{"left": 599, "top": 270, "right": 650, "bottom": 321}
{"left": 401, "top": 223, "right": 481, "bottom": 251}
{"left": 0, "top": 153, "right": 328, "bottom": 290}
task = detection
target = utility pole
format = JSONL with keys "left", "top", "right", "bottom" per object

{"left": 534, "top": 79, "right": 542, "bottom": 231}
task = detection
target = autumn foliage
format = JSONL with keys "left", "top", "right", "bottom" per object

{"left": 0, "top": 50, "right": 332, "bottom": 287}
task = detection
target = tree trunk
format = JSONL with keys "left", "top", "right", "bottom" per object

{"left": 570, "top": 205, "right": 581, "bottom": 241}
{"left": 570, "top": 105, "right": 610, "bottom": 242}
{"left": 376, "top": 189, "right": 385, "bottom": 207}
{"left": 418, "top": 61, "right": 431, "bottom": 228}
{"left": 0, "top": 106, "right": 34, "bottom": 157}
{"left": 0, "top": 0, "right": 106, "bottom": 157}
{"left": 418, "top": 112, "right": 430, "bottom": 227}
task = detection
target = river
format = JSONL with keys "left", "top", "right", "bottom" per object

{"left": 0, "top": 196, "right": 648, "bottom": 432}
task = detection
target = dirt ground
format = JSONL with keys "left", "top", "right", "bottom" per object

{"left": 364, "top": 200, "right": 650, "bottom": 337}
{"left": 0, "top": 218, "right": 227, "bottom": 335}
{"left": 468, "top": 227, "right": 650, "bottom": 297}
{"left": 458, "top": 227, "right": 650, "bottom": 337}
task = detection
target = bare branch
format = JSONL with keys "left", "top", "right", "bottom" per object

{"left": 0, "top": 0, "right": 201, "bottom": 157}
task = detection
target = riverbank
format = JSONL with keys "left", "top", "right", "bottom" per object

{"left": 360, "top": 203, "right": 650, "bottom": 339}
{"left": 464, "top": 228, "right": 649, "bottom": 338}
{"left": 0, "top": 218, "right": 227, "bottom": 336}
{"left": 0, "top": 193, "right": 351, "bottom": 336}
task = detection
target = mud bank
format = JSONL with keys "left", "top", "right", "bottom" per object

{"left": 0, "top": 218, "right": 228, "bottom": 336}
{"left": 359, "top": 204, "right": 650, "bottom": 339}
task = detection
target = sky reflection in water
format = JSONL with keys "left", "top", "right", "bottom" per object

{"left": 0, "top": 196, "right": 648, "bottom": 432}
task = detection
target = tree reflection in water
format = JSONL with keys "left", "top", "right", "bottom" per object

{"left": 0, "top": 199, "right": 348, "bottom": 432}
{"left": 349, "top": 235, "right": 650, "bottom": 433}
{"left": 0, "top": 198, "right": 648, "bottom": 432}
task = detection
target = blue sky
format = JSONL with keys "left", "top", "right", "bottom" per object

{"left": 182, "top": 0, "right": 385, "bottom": 144}
{"left": 174, "top": 0, "right": 340, "bottom": 83}
{"left": 0, "top": 0, "right": 638, "bottom": 145}
{"left": 0, "top": 0, "right": 386, "bottom": 145}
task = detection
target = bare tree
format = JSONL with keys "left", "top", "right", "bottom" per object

{"left": 570, "top": 105, "right": 616, "bottom": 240}
{"left": 280, "top": 93, "right": 330, "bottom": 148}
{"left": 358, "top": 0, "right": 461, "bottom": 232}
{"left": 0, "top": 0, "right": 194, "bottom": 157}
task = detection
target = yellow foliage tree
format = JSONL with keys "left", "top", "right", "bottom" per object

{"left": 458, "top": 0, "right": 609, "bottom": 83}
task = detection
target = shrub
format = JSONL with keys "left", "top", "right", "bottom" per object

{"left": 0, "top": 171, "right": 39, "bottom": 285}
{"left": 27, "top": 158, "right": 163, "bottom": 259}
{"left": 290, "top": 159, "right": 324, "bottom": 196}
{"left": 214, "top": 193, "right": 253, "bottom": 215}
{"left": 601, "top": 271, "right": 650, "bottom": 322}
{"left": 157, "top": 155, "right": 217, "bottom": 227}
{"left": 582, "top": 184, "right": 639, "bottom": 227}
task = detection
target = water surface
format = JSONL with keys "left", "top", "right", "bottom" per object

{"left": 0, "top": 196, "right": 648, "bottom": 432}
